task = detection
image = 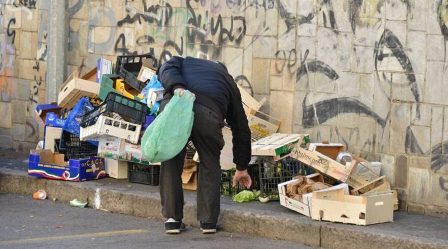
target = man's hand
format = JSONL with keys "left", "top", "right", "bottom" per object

{"left": 232, "top": 169, "right": 252, "bottom": 188}
{"left": 173, "top": 87, "right": 185, "bottom": 96}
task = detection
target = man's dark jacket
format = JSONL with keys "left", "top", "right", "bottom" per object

{"left": 157, "top": 56, "right": 251, "bottom": 170}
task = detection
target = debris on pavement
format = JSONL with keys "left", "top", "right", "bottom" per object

{"left": 32, "top": 190, "right": 47, "bottom": 200}
{"left": 70, "top": 199, "right": 88, "bottom": 208}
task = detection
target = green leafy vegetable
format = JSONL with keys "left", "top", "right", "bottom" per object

{"left": 232, "top": 190, "right": 260, "bottom": 203}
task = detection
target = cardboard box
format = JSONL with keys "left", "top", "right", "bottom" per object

{"left": 58, "top": 72, "right": 100, "bottom": 109}
{"left": 43, "top": 126, "right": 62, "bottom": 152}
{"left": 278, "top": 174, "right": 349, "bottom": 217}
{"left": 98, "top": 137, "right": 125, "bottom": 158}
{"left": 137, "top": 66, "right": 156, "bottom": 82}
{"left": 28, "top": 150, "right": 106, "bottom": 181}
{"left": 97, "top": 137, "right": 153, "bottom": 165}
{"left": 290, "top": 146, "right": 356, "bottom": 182}
{"left": 105, "top": 158, "right": 128, "bottom": 179}
{"left": 311, "top": 188, "right": 394, "bottom": 225}
{"left": 182, "top": 161, "right": 197, "bottom": 191}
{"left": 35, "top": 103, "right": 62, "bottom": 125}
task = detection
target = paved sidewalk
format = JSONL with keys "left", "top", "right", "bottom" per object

{"left": 0, "top": 151, "right": 447, "bottom": 249}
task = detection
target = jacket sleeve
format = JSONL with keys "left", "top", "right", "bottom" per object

{"left": 157, "top": 56, "right": 187, "bottom": 94}
{"left": 226, "top": 76, "right": 252, "bottom": 171}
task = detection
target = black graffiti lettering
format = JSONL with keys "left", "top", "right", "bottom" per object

{"left": 302, "top": 97, "right": 387, "bottom": 128}
{"left": 158, "top": 37, "right": 184, "bottom": 65}
{"left": 440, "top": 177, "right": 448, "bottom": 192}
{"left": 136, "top": 35, "right": 155, "bottom": 46}
{"left": 278, "top": 0, "right": 314, "bottom": 33}
{"left": 13, "top": 0, "right": 37, "bottom": 9}
{"left": 438, "top": 0, "right": 448, "bottom": 40}
{"left": 114, "top": 33, "right": 136, "bottom": 56}
{"left": 319, "top": 0, "right": 338, "bottom": 32}
{"left": 274, "top": 49, "right": 298, "bottom": 74}
{"left": 274, "top": 50, "right": 286, "bottom": 73}
{"left": 7, "top": 18, "right": 16, "bottom": 44}
{"left": 405, "top": 126, "right": 425, "bottom": 155}
{"left": 247, "top": 0, "right": 275, "bottom": 11}
{"left": 69, "top": 0, "right": 84, "bottom": 17}
{"left": 297, "top": 60, "right": 339, "bottom": 82}
{"left": 117, "top": 1, "right": 173, "bottom": 27}
{"left": 32, "top": 60, "right": 40, "bottom": 72}
{"left": 186, "top": 0, "right": 246, "bottom": 58}
{"left": 234, "top": 75, "right": 254, "bottom": 96}
{"left": 375, "top": 29, "right": 420, "bottom": 116}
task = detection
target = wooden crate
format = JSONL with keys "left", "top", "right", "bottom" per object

{"left": 350, "top": 176, "right": 390, "bottom": 196}
{"left": 237, "top": 84, "right": 265, "bottom": 115}
{"left": 251, "top": 133, "right": 307, "bottom": 158}
{"left": 311, "top": 188, "right": 394, "bottom": 225}
{"left": 290, "top": 146, "right": 356, "bottom": 182}
{"left": 309, "top": 143, "right": 345, "bottom": 160}
{"left": 247, "top": 111, "right": 281, "bottom": 140}
{"left": 278, "top": 174, "right": 349, "bottom": 217}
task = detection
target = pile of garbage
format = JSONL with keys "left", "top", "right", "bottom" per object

{"left": 249, "top": 134, "right": 397, "bottom": 226}
{"left": 29, "top": 54, "right": 163, "bottom": 183}
{"left": 26, "top": 53, "right": 398, "bottom": 226}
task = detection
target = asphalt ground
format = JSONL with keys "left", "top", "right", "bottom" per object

{"left": 0, "top": 193, "right": 314, "bottom": 249}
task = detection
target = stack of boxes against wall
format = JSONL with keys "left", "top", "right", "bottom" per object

{"left": 234, "top": 91, "right": 397, "bottom": 225}
{"left": 28, "top": 55, "right": 160, "bottom": 183}
{"left": 28, "top": 51, "right": 397, "bottom": 226}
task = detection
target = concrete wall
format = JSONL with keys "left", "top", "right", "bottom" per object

{"left": 0, "top": 0, "right": 447, "bottom": 214}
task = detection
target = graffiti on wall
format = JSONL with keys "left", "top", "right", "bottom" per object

{"left": 52, "top": 0, "right": 448, "bottom": 204}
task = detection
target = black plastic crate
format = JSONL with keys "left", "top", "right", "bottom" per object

{"left": 128, "top": 163, "right": 160, "bottom": 186}
{"left": 256, "top": 157, "right": 314, "bottom": 195}
{"left": 220, "top": 165, "right": 260, "bottom": 196}
{"left": 55, "top": 131, "right": 98, "bottom": 160}
{"left": 115, "top": 54, "right": 158, "bottom": 92}
{"left": 80, "top": 91, "right": 147, "bottom": 127}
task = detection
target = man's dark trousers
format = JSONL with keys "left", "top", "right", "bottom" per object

{"left": 159, "top": 102, "right": 225, "bottom": 225}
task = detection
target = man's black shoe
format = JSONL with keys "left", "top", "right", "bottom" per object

{"left": 200, "top": 222, "right": 217, "bottom": 234}
{"left": 165, "top": 218, "right": 186, "bottom": 234}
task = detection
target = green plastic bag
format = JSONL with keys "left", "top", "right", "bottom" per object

{"left": 142, "top": 90, "right": 195, "bottom": 163}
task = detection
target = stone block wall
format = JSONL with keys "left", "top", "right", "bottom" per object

{"left": 0, "top": 0, "right": 447, "bottom": 214}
